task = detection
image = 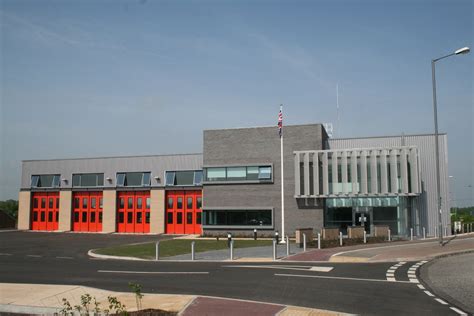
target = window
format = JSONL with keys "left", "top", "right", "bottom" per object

{"left": 127, "top": 212, "right": 133, "bottom": 223}
{"left": 187, "top": 212, "right": 193, "bottom": 224}
{"left": 196, "top": 212, "right": 202, "bottom": 224}
{"left": 145, "top": 212, "right": 150, "bottom": 224}
{"left": 177, "top": 197, "right": 183, "bottom": 209}
{"left": 74, "top": 212, "right": 79, "bottom": 222}
{"left": 74, "top": 198, "right": 80, "bottom": 209}
{"left": 118, "top": 213, "right": 124, "bottom": 223}
{"left": 258, "top": 167, "right": 272, "bottom": 180}
{"left": 227, "top": 167, "right": 246, "bottom": 180}
{"left": 146, "top": 197, "right": 150, "bottom": 209}
{"left": 31, "top": 175, "right": 60, "bottom": 188}
{"left": 165, "top": 170, "right": 203, "bottom": 186}
{"left": 117, "top": 173, "right": 126, "bottom": 186}
{"left": 204, "top": 165, "right": 272, "bottom": 182}
{"left": 99, "top": 198, "right": 103, "bottom": 209}
{"left": 167, "top": 212, "right": 173, "bottom": 224}
{"left": 187, "top": 197, "right": 193, "bottom": 209}
{"left": 41, "top": 198, "right": 46, "bottom": 208}
{"left": 246, "top": 167, "right": 259, "bottom": 180}
{"left": 128, "top": 198, "right": 133, "bottom": 209}
{"left": 177, "top": 212, "right": 183, "bottom": 224}
{"left": 99, "top": 212, "right": 102, "bottom": 223}
{"left": 203, "top": 209, "right": 272, "bottom": 227}
{"left": 91, "top": 212, "right": 96, "bottom": 223}
{"left": 83, "top": 198, "right": 88, "bottom": 209}
{"left": 116, "top": 172, "right": 151, "bottom": 187}
{"left": 206, "top": 168, "right": 226, "bottom": 181}
{"left": 119, "top": 198, "right": 124, "bottom": 209}
{"left": 49, "top": 198, "right": 53, "bottom": 208}
{"left": 137, "top": 212, "right": 142, "bottom": 224}
{"left": 194, "top": 171, "right": 203, "bottom": 185}
{"left": 33, "top": 212, "right": 38, "bottom": 221}
{"left": 72, "top": 173, "right": 104, "bottom": 187}
{"left": 91, "top": 198, "right": 96, "bottom": 209}
{"left": 137, "top": 197, "right": 142, "bottom": 209}
{"left": 165, "top": 172, "right": 175, "bottom": 186}
{"left": 33, "top": 199, "right": 38, "bottom": 208}
{"left": 82, "top": 212, "right": 87, "bottom": 222}
{"left": 197, "top": 197, "right": 202, "bottom": 209}
{"left": 168, "top": 198, "right": 173, "bottom": 209}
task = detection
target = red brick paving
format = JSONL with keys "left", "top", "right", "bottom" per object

{"left": 181, "top": 296, "right": 285, "bottom": 316}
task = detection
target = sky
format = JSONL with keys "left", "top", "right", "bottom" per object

{"left": 0, "top": 0, "right": 472, "bottom": 206}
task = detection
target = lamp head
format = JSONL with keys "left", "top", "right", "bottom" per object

{"left": 455, "top": 47, "right": 470, "bottom": 55}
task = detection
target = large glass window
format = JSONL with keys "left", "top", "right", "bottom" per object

{"left": 204, "top": 165, "right": 272, "bottom": 183}
{"left": 203, "top": 209, "right": 272, "bottom": 227}
{"left": 165, "top": 170, "right": 204, "bottom": 186}
{"left": 116, "top": 172, "right": 151, "bottom": 187}
{"left": 31, "top": 175, "right": 60, "bottom": 188}
{"left": 72, "top": 173, "right": 104, "bottom": 187}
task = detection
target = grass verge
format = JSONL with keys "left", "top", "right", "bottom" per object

{"left": 93, "top": 239, "right": 273, "bottom": 259}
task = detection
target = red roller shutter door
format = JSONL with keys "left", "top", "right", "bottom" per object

{"left": 72, "top": 192, "right": 103, "bottom": 232}
{"left": 117, "top": 191, "right": 150, "bottom": 233}
{"left": 31, "top": 192, "right": 59, "bottom": 231}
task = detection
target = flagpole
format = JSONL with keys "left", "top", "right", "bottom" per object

{"left": 280, "top": 104, "right": 286, "bottom": 244}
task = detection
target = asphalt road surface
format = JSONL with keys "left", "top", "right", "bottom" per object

{"left": 0, "top": 231, "right": 466, "bottom": 315}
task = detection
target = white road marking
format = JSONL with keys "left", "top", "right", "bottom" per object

{"left": 223, "top": 265, "right": 334, "bottom": 272}
{"left": 386, "top": 261, "right": 406, "bottom": 281}
{"left": 56, "top": 256, "right": 74, "bottom": 259}
{"left": 0, "top": 253, "right": 12, "bottom": 256}
{"left": 409, "top": 279, "right": 419, "bottom": 283}
{"left": 424, "top": 290, "right": 434, "bottom": 297}
{"left": 450, "top": 307, "right": 467, "bottom": 315}
{"left": 98, "top": 270, "right": 209, "bottom": 275}
{"left": 417, "top": 284, "right": 425, "bottom": 290}
{"left": 275, "top": 273, "right": 412, "bottom": 284}
{"left": 434, "top": 298, "right": 448, "bottom": 305}
{"left": 26, "top": 255, "right": 42, "bottom": 258}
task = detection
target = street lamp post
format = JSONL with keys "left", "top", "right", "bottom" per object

{"left": 431, "top": 46, "right": 470, "bottom": 246}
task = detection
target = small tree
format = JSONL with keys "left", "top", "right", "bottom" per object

{"left": 128, "top": 282, "right": 144, "bottom": 311}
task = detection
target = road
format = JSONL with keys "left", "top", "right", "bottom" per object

{"left": 0, "top": 231, "right": 466, "bottom": 315}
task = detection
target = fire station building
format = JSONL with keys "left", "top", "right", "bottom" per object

{"left": 17, "top": 123, "right": 450, "bottom": 237}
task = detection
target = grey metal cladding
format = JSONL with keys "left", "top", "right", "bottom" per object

{"left": 329, "top": 134, "right": 449, "bottom": 236}
{"left": 21, "top": 153, "right": 203, "bottom": 189}
{"left": 203, "top": 124, "right": 327, "bottom": 234}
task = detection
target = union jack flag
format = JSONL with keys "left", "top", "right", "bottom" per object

{"left": 278, "top": 105, "right": 283, "bottom": 138}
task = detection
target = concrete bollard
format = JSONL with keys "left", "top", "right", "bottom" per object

{"left": 363, "top": 230, "right": 367, "bottom": 244}
{"left": 339, "top": 232, "right": 343, "bottom": 246}
{"left": 317, "top": 233, "right": 321, "bottom": 250}
{"left": 191, "top": 241, "right": 195, "bottom": 261}
{"left": 272, "top": 239, "right": 277, "bottom": 261}
{"left": 230, "top": 240, "right": 234, "bottom": 260}
{"left": 410, "top": 228, "right": 413, "bottom": 241}
{"left": 423, "top": 227, "right": 426, "bottom": 239}
{"left": 388, "top": 229, "right": 391, "bottom": 242}
{"left": 155, "top": 241, "right": 160, "bottom": 261}
{"left": 303, "top": 233, "right": 307, "bottom": 252}
{"left": 286, "top": 236, "right": 290, "bottom": 256}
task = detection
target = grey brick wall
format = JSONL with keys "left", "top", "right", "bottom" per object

{"left": 203, "top": 124, "right": 327, "bottom": 237}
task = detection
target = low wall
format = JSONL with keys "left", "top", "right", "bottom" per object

{"left": 374, "top": 225, "right": 389, "bottom": 237}
{"left": 348, "top": 226, "right": 364, "bottom": 239}
{"left": 322, "top": 227, "right": 340, "bottom": 240}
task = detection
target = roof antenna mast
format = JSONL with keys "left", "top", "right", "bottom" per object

{"left": 336, "top": 83, "right": 340, "bottom": 138}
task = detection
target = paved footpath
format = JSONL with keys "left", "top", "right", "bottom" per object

{"left": 420, "top": 252, "right": 474, "bottom": 314}
{"left": 285, "top": 234, "right": 474, "bottom": 263}
{"left": 0, "top": 283, "right": 349, "bottom": 316}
